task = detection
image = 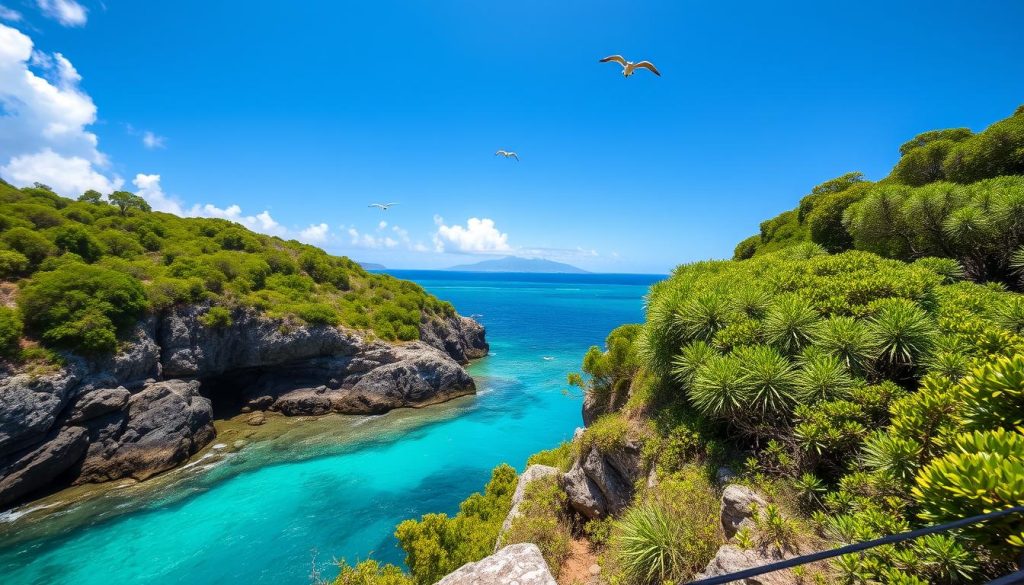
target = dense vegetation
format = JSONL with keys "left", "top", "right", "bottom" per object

{"left": 0, "top": 180, "right": 454, "bottom": 358}
{"left": 320, "top": 107, "right": 1024, "bottom": 584}
{"left": 735, "top": 106, "right": 1024, "bottom": 291}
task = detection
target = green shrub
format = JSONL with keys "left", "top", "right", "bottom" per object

{"left": 609, "top": 469, "right": 720, "bottom": 584}
{"left": 0, "top": 250, "right": 29, "bottom": 277}
{"left": 295, "top": 303, "right": 340, "bottom": 326}
{"left": 526, "top": 442, "right": 574, "bottom": 471}
{"left": 2, "top": 227, "right": 55, "bottom": 266}
{"left": 331, "top": 559, "right": 412, "bottom": 585}
{"left": 18, "top": 264, "right": 147, "bottom": 354}
{"left": 0, "top": 307, "right": 22, "bottom": 357}
{"left": 579, "top": 413, "right": 630, "bottom": 452}
{"left": 53, "top": 224, "right": 103, "bottom": 262}
{"left": 395, "top": 464, "right": 517, "bottom": 585}
{"left": 199, "top": 306, "right": 233, "bottom": 328}
{"left": 503, "top": 476, "right": 572, "bottom": 574}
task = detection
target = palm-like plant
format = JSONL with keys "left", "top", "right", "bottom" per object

{"left": 992, "top": 295, "right": 1024, "bottom": 335}
{"left": 689, "top": 354, "right": 748, "bottom": 419}
{"left": 793, "top": 353, "right": 854, "bottom": 402}
{"left": 734, "top": 345, "right": 798, "bottom": 417}
{"left": 860, "top": 431, "right": 922, "bottom": 484}
{"left": 867, "top": 298, "right": 936, "bottom": 372}
{"left": 673, "top": 290, "right": 734, "bottom": 342}
{"left": 811, "top": 315, "right": 879, "bottom": 375}
{"left": 912, "top": 534, "right": 978, "bottom": 584}
{"left": 763, "top": 294, "right": 821, "bottom": 355}
{"left": 614, "top": 502, "right": 683, "bottom": 585}
{"left": 730, "top": 285, "right": 772, "bottom": 319}
{"left": 670, "top": 340, "right": 716, "bottom": 386}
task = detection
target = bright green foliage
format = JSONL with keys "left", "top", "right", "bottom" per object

{"left": 0, "top": 250, "right": 29, "bottom": 278}
{"left": 573, "top": 324, "right": 643, "bottom": 407}
{"left": 0, "top": 307, "right": 22, "bottom": 357}
{"left": 107, "top": 190, "right": 151, "bottom": 215}
{"left": 504, "top": 475, "right": 572, "bottom": 574}
{"left": 331, "top": 560, "right": 413, "bottom": 585}
{"left": 609, "top": 469, "right": 720, "bottom": 585}
{"left": 0, "top": 183, "right": 458, "bottom": 355}
{"left": 866, "top": 298, "right": 936, "bottom": 373}
{"left": 943, "top": 107, "right": 1024, "bottom": 183}
{"left": 199, "top": 306, "right": 233, "bottom": 328}
{"left": 579, "top": 413, "right": 630, "bottom": 452}
{"left": 526, "top": 442, "right": 573, "bottom": 471}
{"left": 394, "top": 464, "right": 517, "bottom": 585}
{"left": 763, "top": 295, "right": 820, "bottom": 354}
{"left": 913, "top": 428, "right": 1024, "bottom": 552}
{"left": 957, "top": 355, "right": 1024, "bottom": 433}
{"left": 18, "top": 264, "right": 148, "bottom": 354}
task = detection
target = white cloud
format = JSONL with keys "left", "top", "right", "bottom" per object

{"left": 433, "top": 216, "right": 512, "bottom": 254}
{"left": 36, "top": 0, "right": 87, "bottom": 27}
{"left": 0, "top": 5, "right": 22, "bottom": 21}
{"left": 299, "top": 223, "right": 330, "bottom": 244}
{"left": 1, "top": 148, "right": 121, "bottom": 194}
{"left": 142, "top": 131, "right": 166, "bottom": 149}
{"left": 377, "top": 220, "right": 388, "bottom": 230}
{"left": 0, "top": 23, "right": 116, "bottom": 196}
{"left": 132, "top": 173, "right": 185, "bottom": 214}
{"left": 187, "top": 202, "right": 285, "bottom": 237}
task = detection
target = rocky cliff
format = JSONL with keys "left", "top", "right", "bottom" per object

{"left": 0, "top": 304, "right": 487, "bottom": 508}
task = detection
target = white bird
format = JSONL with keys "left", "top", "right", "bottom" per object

{"left": 599, "top": 55, "right": 661, "bottom": 77}
{"left": 495, "top": 150, "right": 519, "bottom": 161}
{"left": 368, "top": 202, "right": 399, "bottom": 211}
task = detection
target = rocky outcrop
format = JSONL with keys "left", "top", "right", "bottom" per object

{"left": 721, "top": 484, "right": 767, "bottom": 538}
{"left": 560, "top": 438, "right": 644, "bottom": 519}
{"left": 419, "top": 314, "right": 489, "bottom": 364}
{"left": 437, "top": 543, "right": 557, "bottom": 585}
{"left": 695, "top": 484, "right": 814, "bottom": 585}
{"left": 0, "top": 303, "right": 486, "bottom": 508}
{"left": 496, "top": 464, "right": 560, "bottom": 550}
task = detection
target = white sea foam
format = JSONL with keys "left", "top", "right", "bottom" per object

{"left": 212, "top": 443, "right": 227, "bottom": 450}
{"left": 542, "top": 356, "right": 555, "bottom": 361}
{"left": 0, "top": 501, "right": 64, "bottom": 523}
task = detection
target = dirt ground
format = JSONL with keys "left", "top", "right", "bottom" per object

{"left": 558, "top": 538, "right": 602, "bottom": 585}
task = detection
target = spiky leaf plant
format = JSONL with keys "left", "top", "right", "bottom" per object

{"left": 763, "top": 294, "right": 821, "bottom": 355}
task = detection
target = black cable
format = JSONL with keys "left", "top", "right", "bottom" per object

{"left": 686, "top": 505, "right": 1024, "bottom": 585}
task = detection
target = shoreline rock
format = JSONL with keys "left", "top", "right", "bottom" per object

{"left": 0, "top": 304, "right": 487, "bottom": 508}
{"left": 437, "top": 543, "right": 557, "bottom": 585}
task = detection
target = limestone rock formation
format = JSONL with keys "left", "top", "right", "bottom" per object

{"left": 0, "top": 303, "right": 487, "bottom": 508}
{"left": 696, "top": 484, "right": 813, "bottom": 585}
{"left": 495, "top": 464, "right": 560, "bottom": 550}
{"left": 560, "top": 438, "right": 644, "bottom": 519}
{"left": 437, "top": 543, "right": 557, "bottom": 585}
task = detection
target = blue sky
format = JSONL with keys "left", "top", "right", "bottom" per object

{"left": 0, "top": 1, "right": 1022, "bottom": 273}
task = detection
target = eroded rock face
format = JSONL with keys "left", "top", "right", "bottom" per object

{"left": 75, "top": 380, "right": 215, "bottom": 483}
{"left": 496, "top": 465, "right": 560, "bottom": 550}
{"left": 0, "top": 303, "right": 486, "bottom": 508}
{"left": 721, "top": 484, "right": 767, "bottom": 538}
{"left": 561, "top": 438, "right": 644, "bottom": 519}
{"left": 437, "top": 543, "right": 557, "bottom": 585}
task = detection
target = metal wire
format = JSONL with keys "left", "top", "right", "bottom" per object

{"left": 686, "top": 506, "right": 1024, "bottom": 585}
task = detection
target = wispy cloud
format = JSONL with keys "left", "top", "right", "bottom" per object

{"left": 36, "top": 0, "right": 87, "bottom": 27}
{"left": 142, "top": 130, "right": 165, "bottom": 149}
{"left": 0, "top": 4, "right": 22, "bottom": 21}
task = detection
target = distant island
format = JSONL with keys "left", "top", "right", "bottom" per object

{"left": 358, "top": 262, "right": 387, "bottom": 270}
{"left": 446, "top": 256, "right": 590, "bottom": 273}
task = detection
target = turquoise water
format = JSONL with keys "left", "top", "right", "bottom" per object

{"left": 0, "top": 271, "right": 662, "bottom": 585}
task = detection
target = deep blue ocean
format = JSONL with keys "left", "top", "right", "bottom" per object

{"left": 0, "top": 271, "right": 662, "bottom": 585}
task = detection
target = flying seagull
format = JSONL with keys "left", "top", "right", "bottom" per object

{"left": 599, "top": 55, "right": 661, "bottom": 77}
{"left": 495, "top": 150, "right": 519, "bottom": 161}
{"left": 368, "top": 202, "right": 399, "bottom": 211}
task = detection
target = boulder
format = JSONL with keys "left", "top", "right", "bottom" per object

{"left": 496, "top": 465, "right": 560, "bottom": 550}
{"left": 721, "top": 484, "right": 767, "bottom": 538}
{"left": 0, "top": 368, "right": 81, "bottom": 458}
{"left": 246, "top": 412, "right": 267, "bottom": 426}
{"left": 419, "top": 314, "right": 489, "bottom": 364}
{"left": 0, "top": 425, "right": 89, "bottom": 506}
{"left": 74, "top": 380, "right": 214, "bottom": 483}
{"left": 695, "top": 544, "right": 790, "bottom": 585}
{"left": 68, "top": 387, "right": 131, "bottom": 424}
{"left": 436, "top": 543, "right": 557, "bottom": 585}
{"left": 560, "top": 462, "right": 608, "bottom": 519}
